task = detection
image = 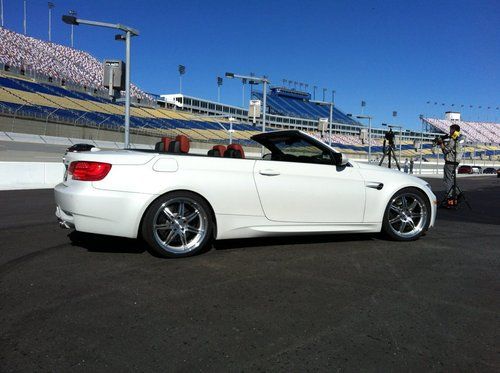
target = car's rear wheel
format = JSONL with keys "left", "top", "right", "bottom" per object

{"left": 382, "top": 188, "right": 430, "bottom": 241}
{"left": 142, "top": 191, "right": 214, "bottom": 258}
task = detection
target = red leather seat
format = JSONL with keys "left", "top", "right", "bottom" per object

{"left": 168, "top": 135, "right": 190, "bottom": 153}
{"left": 207, "top": 145, "right": 226, "bottom": 157}
{"left": 224, "top": 144, "right": 245, "bottom": 158}
{"left": 155, "top": 137, "right": 173, "bottom": 152}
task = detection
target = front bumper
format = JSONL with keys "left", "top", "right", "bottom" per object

{"left": 54, "top": 182, "right": 156, "bottom": 238}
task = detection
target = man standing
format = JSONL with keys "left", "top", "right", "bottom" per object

{"left": 438, "top": 124, "right": 463, "bottom": 199}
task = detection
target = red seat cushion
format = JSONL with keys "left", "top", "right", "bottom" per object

{"left": 175, "top": 135, "right": 190, "bottom": 153}
{"left": 162, "top": 137, "right": 173, "bottom": 151}
{"left": 227, "top": 144, "right": 245, "bottom": 158}
{"left": 212, "top": 145, "right": 226, "bottom": 157}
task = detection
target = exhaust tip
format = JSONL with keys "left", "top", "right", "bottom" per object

{"left": 58, "top": 219, "right": 72, "bottom": 229}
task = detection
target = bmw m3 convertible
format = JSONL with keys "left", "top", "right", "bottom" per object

{"left": 55, "top": 130, "right": 437, "bottom": 258}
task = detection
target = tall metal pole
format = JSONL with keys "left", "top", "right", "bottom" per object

{"left": 419, "top": 117, "right": 424, "bottom": 174}
{"left": 217, "top": 85, "right": 221, "bottom": 103}
{"left": 23, "top": 0, "right": 27, "bottom": 34}
{"left": 69, "top": 10, "right": 76, "bottom": 48}
{"left": 48, "top": 3, "right": 54, "bottom": 42}
{"left": 399, "top": 127, "right": 402, "bottom": 164}
{"left": 124, "top": 30, "right": 131, "bottom": 148}
{"left": 328, "top": 102, "right": 333, "bottom": 146}
{"left": 262, "top": 79, "right": 267, "bottom": 156}
{"left": 1, "top": 0, "right": 4, "bottom": 27}
{"left": 179, "top": 75, "right": 182, "bottom": 94}
{"left": 262, "top": 80, "right": 267, "bottom": 134}
{"left": 241, "top": 80, "right": 245, "bottom": 107}
{"left": 368, "top": 117, "right": 372, "bottom": 163}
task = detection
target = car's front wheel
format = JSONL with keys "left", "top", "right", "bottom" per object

{"left": 142, "top": 191, "right": 214, "bottom": 258}
{"left": 382, "top": 188, "right": 430, "bottom": 241}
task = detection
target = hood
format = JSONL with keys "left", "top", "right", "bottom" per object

{"left": 352, "top": 160, "right": 428, "bottom": 187}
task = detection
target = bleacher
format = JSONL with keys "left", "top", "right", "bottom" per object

{"left": 424, "top": 117, "right": 500, "bottom": 144}
{"left": 0, "top": 73, "right": 262, "bottom": 145}
{"left": 252, "top": 87, "right": 359, "bottom": 125}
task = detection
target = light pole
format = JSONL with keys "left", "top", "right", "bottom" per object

{"left": 419, "top": 114, "right": 424, "bottom": 174}
{"left": 316, "top": 100, "right": 334, "bottom": 146}
{"left": 241, "top": 78, "right": 246, "bottom": 107}
{"left": 356, "top": 114, "right": 372, "bottom": 162}
{"left": 69, "top": 10, "right": 76, "bottom": 47}
{"left": 226, "top": 72, "right": 269, "bottom": 133}
{"left": 62, "top": 14, "right": 139, "bottom": 149}
{"left": 322, "top": 88, "right": 327, "bottom": 102}
{"left": 332, "top": 90, "right": 336, "bottom": 103}
{"left": 48, "top": 2, "right": 54, "bottom": 42}
{"left": 178, "top": 65, "right": 185, "bottom": 93}
{"left": 226, "top": 72, "right": 269, "bottom": 153}
{"left": 23, "top": 0, "right": 27, "bottom": 34}
{"left": 216, "top": 76, "right": 222, "bottom": 103}
{"left": 1, "top": 0, "right": 4, "bottom": 28}
{"left": 313, "top": 85, "right": 317, "bottom": 100}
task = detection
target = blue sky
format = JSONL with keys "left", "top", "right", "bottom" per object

{"left": 2, "top": 0, "right": 499, "bottom": 130}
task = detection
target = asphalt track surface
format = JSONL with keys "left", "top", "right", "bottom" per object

{"left": 1, "top": 177, "right": 499, "bottom": 371}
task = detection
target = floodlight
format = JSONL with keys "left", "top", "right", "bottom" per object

{"left": 62, "top": 15, "right": 78, "bottom": 25}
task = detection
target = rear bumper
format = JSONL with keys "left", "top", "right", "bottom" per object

{"left": 54, "top": 182, "right": 155, "bottom": 238}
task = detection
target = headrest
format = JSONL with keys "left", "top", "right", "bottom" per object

{"left": 212, "top": 145, "right": 226, "bottom": 156}
{"left": 155, "top": 137, "right": 173, "bottom": 152}
{"left": 227, "top": 144, "right": 245, "bottom": 158}
{"left": 175, "top": 135, "right": 190, "bottom": 153}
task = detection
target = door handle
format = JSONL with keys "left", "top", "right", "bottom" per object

{"left": 259, "top": 169, "right": 281, "bottom": 176}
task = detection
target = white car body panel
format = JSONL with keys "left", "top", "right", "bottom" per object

{"left": 55, "top": 131, "right": 437, "bottom": 242}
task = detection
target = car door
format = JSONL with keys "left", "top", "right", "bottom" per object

{"left": 253, "top": 159, "right": 366, "bottom": 223}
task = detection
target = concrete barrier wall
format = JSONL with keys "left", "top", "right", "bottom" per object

{"left": 0, "top": 162, "right": 64, "bottom": 190}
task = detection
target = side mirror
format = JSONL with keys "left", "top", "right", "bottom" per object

{"left": 332, "top": 152, "right": 349, "bottom": 167}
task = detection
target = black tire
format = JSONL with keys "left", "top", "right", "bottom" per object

{"left": 382, "top": 187, "right": 431, "bottom": 241}
{"left": 141, "top": 191, "right": 214, "bottom": 258}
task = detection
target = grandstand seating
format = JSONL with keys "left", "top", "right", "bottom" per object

{"left": 0, "top": 73, "right": 264, "bottom": 145}
{"left": 0, "top": 27, "right": 151, "bottom": 101}
{"left": 253, "top": 88, "right": 359, "bottom": 125}
{"left": 425, "top": 118, "right": 500, "bottom": 144}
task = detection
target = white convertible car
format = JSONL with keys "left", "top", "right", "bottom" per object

{"left": 55, "top": 130, "right": 437, "bottom": 258}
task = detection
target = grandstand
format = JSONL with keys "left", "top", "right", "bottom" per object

{"left": 1, "top": 26, "right": 499, "bottom": 161}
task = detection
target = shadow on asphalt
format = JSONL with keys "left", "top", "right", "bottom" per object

{"left": 213, "top": 232, "right": 377, "bottom": 251}
{"left": 68, "top": 231, "right": 147, "bottom": 254}
{"left": 69, "top": 230, "right": 378, "bottom": 255}
{"left": 434, "top": 185, "right": 500, "bottom": 225}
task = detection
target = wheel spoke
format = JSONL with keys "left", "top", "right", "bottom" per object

{"left": 408, "top": 199, "right": 418, "bottom": 212}
{"left": 186, "top": 225, "right": 204, "bottom": 234}
{"left": 389, "top": 216, "right": 400, "bottom": 224}
{"left": 178, "top": 201, "right": 185, "bottom": 218}
{"left": 155, "top": 222, "right": 172, "bottom": 231}
{"left": 185, "top": 210, "right": 199, "bottom": 223}
{"left": 163, "top": 207, "right": 176, "bottom": 221}
{"left": 401, "top": 196, "right": 408, "bottom": 210}
{"left": 399, "top": 221, "right": 407, "bottom": 233}
{"left": 390, "top": 205, "right": 401, "bottom": 213}
{"left": 164, "top": 229, "right": 177, "bottom": 245}
{"left": 179, "top": 231, "right": 188, "bottom": 249}
{"left": 407, "top": 219, "right": 415, "bottom": 230}
{"left": 410, "top": 212, "right": 423, "bottom": 219}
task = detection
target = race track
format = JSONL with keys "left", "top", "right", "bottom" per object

{"left": 1, "top": 177, "right": 499, "bottom": 371}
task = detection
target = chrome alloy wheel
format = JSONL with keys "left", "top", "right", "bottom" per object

{"left": 387, "top": 193, "right": 428, "bottom": 239}
{"left": 152, "top": 197, "right": 208, "bottom": 254}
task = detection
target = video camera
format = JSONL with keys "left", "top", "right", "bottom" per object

{"left": 432, "top": 134, "right": 449, "bottom": 146}
{"left": 384, "top": 130, "right": 395, "bottom": 147}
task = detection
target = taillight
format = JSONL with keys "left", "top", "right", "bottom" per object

{"left": 68, "top": 161, "right": 112, "bottom": 181}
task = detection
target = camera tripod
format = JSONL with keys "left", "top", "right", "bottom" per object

{"left": 442, "top": 163, "right": 471, "bottom": 209}
{"left": 378, "top": 140, "right": 401, "bottom": 170}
